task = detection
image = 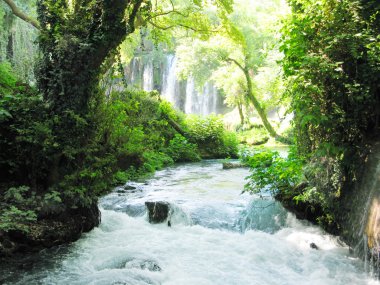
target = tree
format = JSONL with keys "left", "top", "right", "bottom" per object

{"left": 281, "top": 0, "right": 380, "bottom": 155}
{"left": 277, "top": 0, "right": 380, "bottom": 235}
{"left": 176, "top": 0, "right": 288, "bottom": 138}
{"left": 1, "top": 0, "right": 234, "bottom": 203}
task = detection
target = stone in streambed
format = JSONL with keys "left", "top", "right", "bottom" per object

{"left": 125, "top": 259, "right": 162, "bottom": 272}
{"left": 310, "top": 242, "right": 319, "bottom": 250}
{"left": 145, "top": 201, "right": 170, "bottom": 224}
{"left": 222, "top": 162, "right": 247, "bottom": 169}
{"left": 124, "top": 185, "right": 137, "bottom": 191}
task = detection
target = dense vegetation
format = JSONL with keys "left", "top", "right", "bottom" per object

{"left": 244, "top": 0, "right": 380, "bottom": 232}
{"left": 0, "top": 60, "right": 237, "bottom": 234}
{"left": 0, "top": 0, "right": 240, "bottom": 254}
{"left": 1, "top": 0, "right": 379, "bottom": 256}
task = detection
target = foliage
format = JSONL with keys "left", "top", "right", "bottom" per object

{"left": 293, "top": 157, "right": 344, "bottom": 209}
{"left": 0, "top": 63, "right": 55, "bottom": 189}
{"left": 243, "top": 147, "right": 304, "bottom": 195}
{"left": 281, "top": 0, "right": 380, "bottom": 157}
{"left": 0, "top": 1, "right": 38, "bottom": 82}
{"left": 0, "top": 186, "right": 39, "bottom": 232}
{"left": 0, "top": 205, "right": 37, "bottom": 233}
{"left": 147, "top": 0, "right": 233, "bottom": 45}
{"left": 279, "top": 0, "right": 380, "bottom": 229}
{"left": 140, "top": 151, "right": 174, "bottom": 174}
{"left": 166, "top": 134, "right": 201, "bottom": 162}
{"left": 0, "top": 63, "right": 182, "bottom": 232}
{"left": 237, "top": 125, "right": 269, "bottom": 145}
{"left": 175, "top": 0, "right": 289, "bottom": 136}
{"left": 185, "top": 114, "right": 239, "bottom": 158}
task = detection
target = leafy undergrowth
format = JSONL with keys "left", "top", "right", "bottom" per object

{"left": 0, "top": 63, "right": 238, "bottom": 240}
{"left": 241, "top": 146, "right": 339, "bottom": 233}
{"left": 237, "top": 125, "right": 269, "bottom": 146}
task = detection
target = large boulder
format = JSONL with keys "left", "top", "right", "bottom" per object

{"left": 0, "top": 203, "right": 100, "bottom": 256}
{"left": 145, "top": 201, "right": 170, "bottom": 224}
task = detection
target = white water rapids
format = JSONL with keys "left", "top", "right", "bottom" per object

{"left": 1, "top": 160, "right": 379, "bottom": 285}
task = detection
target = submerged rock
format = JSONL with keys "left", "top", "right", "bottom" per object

{"left": 222, "top": 162, "right": 247, "bottom": 169}
{"left": 125, "top": 259, "right": 162, "bottom": 272}
{"left": 145, "top": 201, "right": 170, "bottom": 224}
{"left": 124, "top": 185, "right": 137, "bottom": 191}
{"left": 310, "top": 243, "right": 319, "bottom": 250}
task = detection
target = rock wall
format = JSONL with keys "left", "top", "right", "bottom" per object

{"left": 336, "top": 142, "right": 380, "bottom": 264}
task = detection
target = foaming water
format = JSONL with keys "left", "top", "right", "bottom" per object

{"left": 1, "top": 160, "right": 379, "bottom": 285}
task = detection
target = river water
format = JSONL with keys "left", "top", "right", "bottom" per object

{"left": 1, "top": 160, "right": 379, "bottom": 285}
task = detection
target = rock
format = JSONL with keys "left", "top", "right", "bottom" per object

{"left": 222, "top": 162, "right": 247, "bottom": 169}
{"left": 125, "top": 259, "right": 162, "bottom": 272}
{"left": 0, "top": 203, "right": 100, "bottom": 256}
{"left": 145, "top": 201, "right": 170, "bottom": 224}
{"left": 124, "top": 185, "right": 137, "bottom": 191}
{"left": 310, "top": 242, "right": 319, "bottom": 250}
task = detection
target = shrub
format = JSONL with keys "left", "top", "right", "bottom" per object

{"left": 185, "top": 114, "right": 238, "bottom": 158}
{"left": 140, "top": 151, "right": 174, "bottom": 174}
{"left": 166, "top": 134, "right": 201, "bottom": 162}
{"left": 243, "top": 147, "right": 304, "bottom": 195}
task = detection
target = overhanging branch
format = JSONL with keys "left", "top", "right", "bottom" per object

{"left": 226, "top": 57, "right": 245, "bottom": 72}
{"left": 2, "top": 0, "right": 40, "bottom": 30}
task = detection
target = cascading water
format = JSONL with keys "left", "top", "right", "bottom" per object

{"left": 130, "top": 58, "right": 138, "bottom": 84}
{"left": 143, "top": 61, "right": 154, "bottom": 92}
{"left": 1, "top": 160, "right": 379, "bottom": 285}
{"left": 128, "top": 54, "right": 223, "bottom": 115}
{"left": 161, "top": 55, "right": 178, "bottom": 105}
{"left": 185, "top": 77, "right": 196, "bottom": 114}
{"left": 184, "top": 77, "right": 219, "bottom": 115}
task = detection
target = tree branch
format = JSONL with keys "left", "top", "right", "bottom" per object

{"left": 148, "top": 20, "right": 217, "bottom": 33}
{"left": 2, "top": 0, "right": 40, "bottom": 30}
{"left": 147, "top": 9, "right": 189, "bottom": 20}
{"left": 128, "top": 0, "right": 144, "bottom": 33}
{"left": 226, "top": 57, "right": 245, "bottom": 72}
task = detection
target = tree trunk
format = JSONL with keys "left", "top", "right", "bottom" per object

{"left": 35, "top": 0, "right": 144, "bottom": 184}
{"left": 227, "top": 57, "right": 280, "bottom": 139}
{"left": 237, "top": 100, "right": 245, "bottom": 126}
{"left": 242, "top": 67, "right": 280, "bottom": 138}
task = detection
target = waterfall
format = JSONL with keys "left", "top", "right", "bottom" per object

{"left": 143, "top": 61, "right": 154, "bottom": 92}
{"left": 161, "top": 55, "right": 178, "bottom": 105}
{"left": 185, "top": 77, "right": 196, "bottom": 114}
{"left": 197, "top": 82, "right": 218, "bottom": 116}
{"left": 211, "top": 84, "right": 218, "bottom": 114}
{"left": 185, "top": 77, "right": 219, "bottom": 115}
{"left": 130, "top": 58, "right": 138, "bottom": 83}
{"left": 128, "top": 54, "right": 224, "bottom": 115}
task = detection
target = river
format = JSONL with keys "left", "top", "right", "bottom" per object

{"left": 1, "top": 160, "right": 379, "bottom": 285}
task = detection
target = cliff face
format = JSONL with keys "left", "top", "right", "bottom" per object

{"left": 335, "top": 142, "right": 380, "bottom": 260}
